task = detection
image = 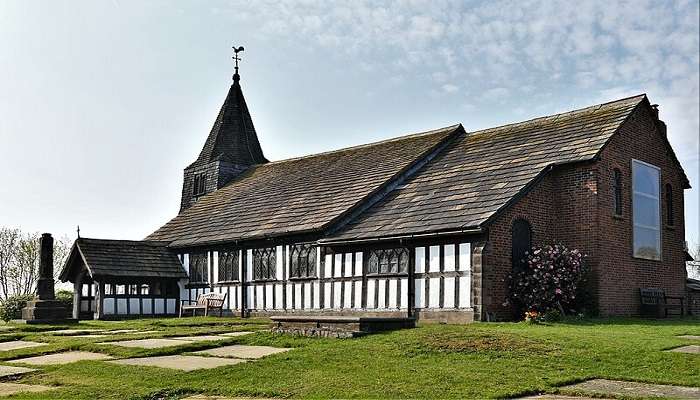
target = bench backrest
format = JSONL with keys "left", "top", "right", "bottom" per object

{"left": 196, "top": 292, "right": 227, "bottom": 307}
{"left": 640, "top": 288, "right": 666, "bottom": 305}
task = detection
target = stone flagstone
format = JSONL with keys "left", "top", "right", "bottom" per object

{"left": 99, "top": 338, "right": 196, "bottom": 349}
{"left": 0, "top": 382, "right": 54, "bottom": 396}
{"left": 49, "top": 328, "right": 104, "bottom": 336}
{"left": 110, "top": 355, "right": 246, "bottom": 371}
{"left": 0, "top": 365, "right": 36, "bottom": 378}
{"left": 8, "top": 351, "right": 113, "bottom": 365}
{"left": 667, "top": 345, "right": 700, "bottom": 354}
{"left": 184, "top": 395, "right": 275, "bottom": 400}
{"left": 0, "top": 341, "right": 45, "bottom": 351}
{"left": 678, "top": 335, "right": 700, "bottom": 340}
{"left": 169, "top": 335, "right": 229, "bottom": 342}
{"left": 194, "top": 345, "right": 290, "bottom": 359}
{"left": 218, "top": 331, "right": 254, "bottom": 337}
{"left": 560, "top": 379, "right": 700, "bottom": 399}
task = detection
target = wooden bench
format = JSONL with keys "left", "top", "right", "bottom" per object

{"left": 179, "top": 292, "right": 227, "bottom": 317}
{"left": 639, "top": 288, "right": 684, "bottom": 318}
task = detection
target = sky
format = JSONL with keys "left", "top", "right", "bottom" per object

{"left": 0, "top": 0, "right": 698, "bottom": 248}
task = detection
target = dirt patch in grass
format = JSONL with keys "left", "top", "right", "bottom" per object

{"left": 410, "top": 331, "right": 558, "bottom": 356}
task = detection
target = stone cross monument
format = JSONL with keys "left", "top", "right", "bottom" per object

{"left": 21, "top": 233, "right": 72, "bottom": 323}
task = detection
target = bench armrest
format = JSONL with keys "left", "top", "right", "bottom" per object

{"left": 180, "top": 299, "right": 197, "bottom": 305}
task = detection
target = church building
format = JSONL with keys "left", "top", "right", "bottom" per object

{"left": 60, "top": 55, "right": 690, "bottom": 322}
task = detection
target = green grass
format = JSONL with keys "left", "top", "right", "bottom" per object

{"left": 0, "top": 317, "right": 697, "bottom": 399}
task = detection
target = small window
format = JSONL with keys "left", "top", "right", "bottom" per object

{"left": 115, "top": 285, "right": 126, "bottom": 295}
{"left": 252, "top": 247, "right": 276, "bottom": 280}
{"left": 512, "top": 218, "right": 532, "bottom": 271}
{"left": 104, "top": 284, "right": 113, "bottom": 295}
{"left": 189, "top": 253, "right": 209, "bottom": 283}
{"left": 632, "top": 160, "right": 661, "bottom": 260}
{"left": 665, "top": 184, "right": 674, "bottom": 226}
{"left": 140, "top": 284, "right": 149, "bottom": 295}
{"left": 218, "top": 250, "right": 239, "bottom": 282}
{"left": 289, "top": 244, "right": 317, "bottom": 278}
{"left": 613, "top": 168, "right": 623, "bottom": 216}
{"left": 193, "top": 173, "right": 206, "bottom": 196}
{"left": 128, "top": 284, "right": 138, "bottom": 294}
{"left": 367, "top": 248, "right": 409, "bottom": 275}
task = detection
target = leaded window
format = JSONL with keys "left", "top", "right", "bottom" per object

{"left": 189, "top": 253, "right": 209, "bottom": 283}
{"left": 193, "top": 173, "right": 206, "bottom": 196}
{"left": 512, "top": 218, "right": 532, "bottom": 271}
{"left": 253, "top": 247, "right": 276, "bottom": 280}
{"left": 367, "top": 248, "right": 409, "bottom": 275}
{"left": 218, "top": 250, "right": 239, "bottom": 282}
{"left": 289, "top": 244, "right": 317, "bottom": 278}
{"left": 632, "top": 160, "right": 661, "bottom": 260}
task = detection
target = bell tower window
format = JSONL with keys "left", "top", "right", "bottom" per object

{"left": 193, "top": 173, "right": 206, "bottom": 196}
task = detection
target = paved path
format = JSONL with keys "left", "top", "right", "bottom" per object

{"left": 110, "top": 355, "right": 246, "bottom": 371}
{"left": 8, "top": 351, "right": 113, "bottom": 365}
{"left": 559, "top": 379, "right": 700, "bottom": 399}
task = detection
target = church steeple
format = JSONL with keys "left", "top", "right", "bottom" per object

{"left": 180, "top": 46, "right": 267, "bottom": 212}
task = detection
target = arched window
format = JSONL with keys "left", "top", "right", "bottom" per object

{"left": 665, "top": 184, "right": 674, "bottom": 226}
{"left": 512, "top": 218, "right": 532, "bottom": 271}
{"left": 613, "top": 168, "right": 623, "bottom": 216}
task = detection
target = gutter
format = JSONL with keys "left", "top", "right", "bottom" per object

{"left": 318, "top": 227, "right": 483, "bottom": 246}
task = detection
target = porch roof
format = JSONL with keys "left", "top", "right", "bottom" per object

{"left": 59, "top": 238, "right": 187, "bottom": 282}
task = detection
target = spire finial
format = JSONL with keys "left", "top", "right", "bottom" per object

{"left": 76, "top": 225, "right": 81, "bottom": 239}
{"left": 232, "top": 45, "right": 244, "bottom": 82}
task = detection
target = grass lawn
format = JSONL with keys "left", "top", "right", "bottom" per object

{"left": 0, "top": 317, "right": 697, "bottom": 399}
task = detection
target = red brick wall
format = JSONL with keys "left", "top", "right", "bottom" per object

{"left": 482, "top": 102, "right": 688, "bottom": 319}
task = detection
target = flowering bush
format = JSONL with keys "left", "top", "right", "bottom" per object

{"left": 506, "top": 244, "right": 587, "bottom": 319}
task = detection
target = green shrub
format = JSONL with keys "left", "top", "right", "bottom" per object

{"left": 55, "top": 289, "right": 74, "bottom": 311}
{"left": 0, "top": 293, "right": 35, "bottom": 322}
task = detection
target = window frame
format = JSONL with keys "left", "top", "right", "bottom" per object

{"left": 366, "top": 247, "right": 410, "bottom": 276}
{"left": 188, "top": 252, "right": 209, "bottom": 283}
{"left": 218, "top": 250, "right": 240, "bottom": 283}
{"left": 192, "top": 173, "right": 207, "bottom": 196}
{"left": 252, "top": 247, "right": 277, "bottom": 281}
{"left": 289, "top": 244, "right": 317, "bottom": 279}
{"left": 631, "top": 159, "right": 662, "bottom": 261}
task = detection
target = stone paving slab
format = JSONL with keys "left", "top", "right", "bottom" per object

{"left": 678, "top": 335, "right": 700, "bottom": 340}
{"left": 219, "top": 331, "right": 254, "bottom": 337}
{"left": 72, "top": 334, "right": 110, "bottom": 338}
{"left": 8, "top": 351, "right": 113, "bottom": 365}
{"left": 49, "top": 329, "right": 104, "bottom": 336}
{"left": 0, "top": 382, "right": 54, "bottom": 396}
{"left": 520, "top": 395, "right": 605, "bottom": 399}
{"left": 194, "top": 345, "right": 290, "bottom": 359}
{"left": 184, "top": 396, "right": 275, "bottom": 400}
{"left": 0, "top": 365, "right": 36, "bottom": 378}
{"left": 109, "top": 355, "right": 246, "bottom": 371}
{"left": 0, "top": 340, "right": 45, "bottom": 351}
{"left": 667, "top": 344, "right": 700, "bottom": 354}
{"left": 169, "top": 335, "right": 229, "bottom": 342}
{"left": 560, "top": 379, "right": 700, "bottom": 399}
{"left": 99, "top": 338, "right": 196, "bottom": 349}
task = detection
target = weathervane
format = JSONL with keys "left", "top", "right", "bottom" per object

{"left": 232, "top": 45, "right": 244, "bottom": 81}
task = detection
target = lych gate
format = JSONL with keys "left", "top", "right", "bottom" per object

{"left": 59, "top": 238, "right": 187, "bottom": 319}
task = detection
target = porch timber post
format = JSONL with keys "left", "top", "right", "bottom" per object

{"left": 240, "top": 249, "right": 247, "bottom": 318}
{"left": 95, "top": 281, "right": 105, "bottom": 320}
{"left": 72, "top": 270, "right": 84, "bottom": 319}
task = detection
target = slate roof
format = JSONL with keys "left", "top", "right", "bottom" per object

{"left": 327, "top": 95, "right": 648, "bottom": 241}
{"left": 191, "top": 79, "right": 267, "bottom": 168}
{"left": 147, "top": 125, "right": 461, "bottom": 247}
{"left": 59, "top": 238, "right": 186, "bottom": 281}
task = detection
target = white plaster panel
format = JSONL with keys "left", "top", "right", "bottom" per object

{"left": 276, "top": 246, "right": 284, "bottom": 280}
{"left": 313, "top": 281, "right": 320, "bottom": 309}
{"left": 213, "top": 251, "right": 219, "bottom": 283}
{"left": 238, "top": 250, "right": 243, "bottom": 281}
{"left": 236, "top": 286, "right": 242, "bottom": 310}
{"left": 154, "top": 299, "right": 164, "bottom": 314}
{"left": 286, "top": 283, "right": 293, "bottom": 309}
{"left": 414, "top": 279, "right": 424, "bottom": 308}
{"left": 167, "top": 299, "right": 176, "bottom": 314}
{"left": 246, "top": 250, "right": 253, "bottom": 282}
{"left": 104, "top": 298, "right": 115, "bottom": 315}
{"left": 246, "top": 286, "right": 254, "bottom": 309}
{"left": 344, "top": 281, "right": 352, "bottom": 308}
{"left": 428, "top": 277, "right": 440, "bottom": 308}
{"left": 444, "top": 245, "right": 456, "bottom": 272}
{"left": 324, "top": 254, "right": 333, "bottom": 278}
{"left": 142, "top": 299, "right": 152, "bottom": 314}
{"left": 129, "top": 298, "right": 140, "bottom": 314}
{"left": 333, "top": 282, "right": 342, "bottom": 308}
{"left": 388, "top": 279, "right": 398, "bottom": 309}
{"left": 459, "top": 243, "right": 471, "bottom": 271}
{"left": 323, "top": 282, "right": 332, "bottom": 309}
{"left": 459, "top": 276, "right": 471, "bottom": 308}
{"left": 415, "top": 247, "right": 425, "bottom": 273}
{"left": 400, "top": 278, "right": 408, "bottom": 309}
{"left": 354, "top": 252, "right": 363, "bottom": 276}
{"left": 377, "top": 279, "right": 386, "bottom": 309}
{"left": 117, "top": 299, "right": 127, "bottom": 314}
{"left": 429, "top": 246, "right": 440, "bottom": 272}
{"left": 354, "top": 281, "right": 362, "bottom": 308}
{"left": 344, "top": 253, "right": 352, "bottom": 277}
{"left": 334, "top": 254, "right": 343, "bottom": 278}
{"left": 275, "top": 284, "right": 284, "bottom": 309}
{"left": 183, "top": 254, "right": 190, "bottom": 276}
{"left": 443, "top": 277, "right": 455, "bottom": 309}
{"left": 266, "top": 284, "right": 274, "bottom": 310}
{"left": 366, "top": 280, "right": 376, "bottom": 309}
{"left": 304, "top": 282, "right": 312, "bottom": 309}
{"left": 295, "top": 284, "right": 302, "bottom": 309}
{"left": 256, "top": 285, "right": 264, "bottom": 309}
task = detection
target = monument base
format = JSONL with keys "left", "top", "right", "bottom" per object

{"left": 20, "top": 300, "right": 76, "bottom": 324}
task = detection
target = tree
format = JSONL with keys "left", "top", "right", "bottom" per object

{"left": 0, "top": 227, "right": 71, "bottom": 300}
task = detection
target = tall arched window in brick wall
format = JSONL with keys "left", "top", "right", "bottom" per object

{"left": 512, "top": 218, "right": 532, "bottom": 272}
{"left": 665, "top": 184, "right": 674, "bottom": 226}
{"left": 613, "top": 168, "right": 623, "bottom": 216}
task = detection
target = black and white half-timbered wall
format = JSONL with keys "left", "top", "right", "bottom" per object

{"left": 60, "top": 61, "right": 689, "bottom": 321}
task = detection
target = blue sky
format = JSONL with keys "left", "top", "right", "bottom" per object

{"left": 1, "top": 0, "right": 698, "bottom": 248}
